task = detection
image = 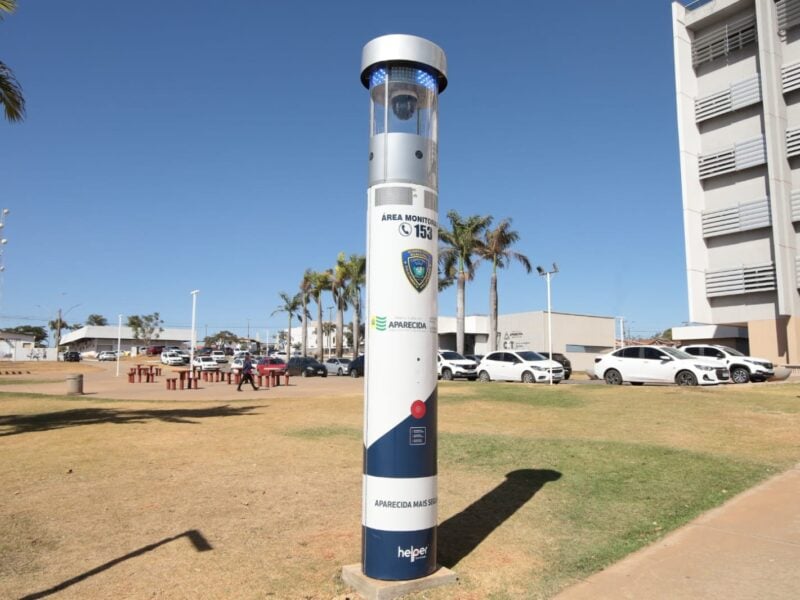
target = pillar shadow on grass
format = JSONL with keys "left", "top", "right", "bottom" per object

{"left": 19, "top": 529, "right": 213, "bottom": 600}
{"left": 0, "top": 405, "right": 264, "bottom": 437}
{"left": 438, "top": 469, "right": 562, "bottom": 568}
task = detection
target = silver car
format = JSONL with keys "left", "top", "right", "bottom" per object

{"left": 324, "top": 357, "right": 351, "bottom": 376}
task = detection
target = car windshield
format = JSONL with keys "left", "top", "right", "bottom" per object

{"left": 517, "top": 351, "right": 546, "bottom": 361}
{"left": 440, "top": 351, "right": 464, "bottom": 360}
{"left": 661, "top": 347, "right": 693, "bottom": 360}
{"left": 718, "top": 345, "right": 744, "bottom": 356}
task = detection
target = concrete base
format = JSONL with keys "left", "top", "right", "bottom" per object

{"left": 341, "top": 564, "right": 457, "bottom": 600}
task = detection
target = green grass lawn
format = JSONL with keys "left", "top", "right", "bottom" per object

{"left": 297, "top": 381, "right": 799, "bottom": 598}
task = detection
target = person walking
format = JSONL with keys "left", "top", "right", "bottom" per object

{"left": 237, "top": 352, "right": 259, "bottom": 391}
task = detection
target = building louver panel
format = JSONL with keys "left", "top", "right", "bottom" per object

{"left": 795, "top": 257, "right": 800, "bottom": 288}
{"left": 706, "top": 262, "right": 776, "bottom": 298}
{"left": 777, "top": 0, "right": 800, "bottom": 34}
{"left": 791, "top": 189, "right": 800, "bottom": 222}
{"left": 787, "top": 128, "right": 800, "bottom": 158}
{"left": 782, "top": 60, "right": 800, "bottom": 94}
{"left": 695, "top": 74, "right": 761, "bottom": 122}
{"left": 692, "top": 12, "right": 757, "bottom": 68}
{"left": 701, "top": 197, "right": 771, "bottom": 238}
{"left": 698, "top": 135, "right": 766, "bottom": 180}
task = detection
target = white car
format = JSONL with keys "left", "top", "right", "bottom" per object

{"left": 211, "top": 350, "right": 228, "bottom": 363}
{"left": 161, "top": 351, "right": 185, "bottom": 366}
{"left": 192, "top": 356, "right": 221, "bottom": 371}
{"left": 437, "top": 351, "right": 478, "bottom": 381}
{"left": 324, "top": 357, "right": 351, "bottom": 376}
{"left": 97, "top": 351, "right": 117, "bottom": 361}
{"left": 680, "top": 344, "right": 773, "bottom": 384}
{"left": 477, "top": 350, "right": 563, "bottom": 383}
{"left": 594, "top": 345, "right": 728, "bottom": 386}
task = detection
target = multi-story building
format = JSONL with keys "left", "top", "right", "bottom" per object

{"left": 672, "top": 0, "right": 800, "bottom": 363}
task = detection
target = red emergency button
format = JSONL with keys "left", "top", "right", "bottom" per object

{"left": 410, "top": 400, "right": 426, "bottom": 419}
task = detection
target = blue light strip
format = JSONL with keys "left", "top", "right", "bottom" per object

{"left": 369, "top": 66, "right": 437, "bottom": 91}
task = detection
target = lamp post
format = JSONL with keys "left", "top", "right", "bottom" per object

{"left": 116, "top": 314, "right": 122, "bottom": 376}
{"left": 536, "top": 263, "right": 559, "bottom": 385}
{"left": 190, "top": 290, "right": 199, "bottom": 369}
{"left": 327, "top": 305, "right": 334, "bottom": 358}
{"left": 0, "top": 208, "right": 10, "bottom": 315}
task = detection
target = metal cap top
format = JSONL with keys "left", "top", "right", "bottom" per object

{"left": 360, "top": 34, "right": 447, "bottom": 93}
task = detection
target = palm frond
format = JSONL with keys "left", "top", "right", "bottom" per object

{"left": 0, "top": 61, "right": 25, "bottom": 122}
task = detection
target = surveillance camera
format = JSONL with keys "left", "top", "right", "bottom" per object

{"left": 390, "top": 89, "right": 418, "bottom": 121}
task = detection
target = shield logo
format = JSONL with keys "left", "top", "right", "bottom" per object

{"left": 402, "top": 249, "right": 433, "bottom": 293}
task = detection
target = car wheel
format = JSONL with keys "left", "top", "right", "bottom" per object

{"left": 321, "top": 372, "right": 327, "bottom": 378}
{"left": 467, "top": 376, "right": 477, "bottom": 381}
{"left": 521, "top": 371, "right": 535, "bottom": 384}
{"left": 301, "top": 370, "right": 308, "bottom": 378}
{"left": 675, "top": 370, "right": 698, "bottom": 386}
{"left": 441, "top": 368, "right": 453, "bottom": 381}
{"left": 350, "top": 369, "right": 359, "bottom": 378}
{"left": 604, "top": 369, "right": 623, "bottom": 385}
{"left": 478, "top": 370, "right": 491, "bottom": 382}
{"left": 337, "top": 368, "right": 343, "bottom": 376}
{"left": 730, "top": 366, "right": 750, "bottom": 384}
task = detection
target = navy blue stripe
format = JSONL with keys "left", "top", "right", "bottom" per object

{"left": 362, "top": 526, "right": 437, "bottom": 580}
{"left": 364, "top": 388, "right": 437, "bottom": 478}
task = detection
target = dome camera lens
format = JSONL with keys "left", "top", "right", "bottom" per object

{"left": 391, "top": 93, "right": 417, "bottom": 121}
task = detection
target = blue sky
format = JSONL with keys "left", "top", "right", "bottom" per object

{"left": 1, "top": 1, "right": 685, "bottom": 341}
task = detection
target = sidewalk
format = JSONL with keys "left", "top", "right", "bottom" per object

{"left": 555, "top": 464, "right": 800, "bottom": 600}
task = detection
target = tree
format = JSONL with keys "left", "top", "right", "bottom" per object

{"left": 127, "top": 313, "right": 164, "bottom": 348}
{"left": 0, "top": 1, "right": 25, "bottom": 122}
{"left": 49, "top": 314, "right": 72, "bottom": 356}
{"left": 271, "top": 292, "right": 302, "bottom": 359}
{"left": 308, "top": 269, "right": 332, "bottom": 359}
{"left": 86, "top": 314, "right": 108, "bottom": 326}
{"left": 6, "top": 325, "right": 47, "bottom": 345}
{"left": 204, "top": 330, "right": 238, "bottom": 348}
{"left": 479, "top": 218, "right": 532, "bottom": 352}
{"left": 322, "top": 322, "right": 336, "bottom": 357}
{"left": 439, "top": 211, "right": 492, "bottom": 354}
{"left": 341, "top": 254, "right": 366, "bottom": 358}
{"left": 299, "top": 270, "right": 313, "bottom": 356}
{"left": 331, "top": 253, "right": 350, "bottom": 357}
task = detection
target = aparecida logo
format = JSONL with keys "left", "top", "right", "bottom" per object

{"left": 397, "top": 544, "right": 428, "bottom": 563}
{"left": 371, "top": 316, "right": 387, "bottom": 331}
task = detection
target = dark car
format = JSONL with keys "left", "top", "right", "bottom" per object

{"left": 349, "top": 355, "right": 365, "bottom": 378}
{"left": 145, "top": 345, "right": 165, "bottom": 356}
{"left": 63, "top": 351, "right": 81, "bottom": 362}
{"left": 287, "top": 356, "right": 328, "bottom": 377}
{"left": 537, "top": 351, "right": 572, "bottom": 379}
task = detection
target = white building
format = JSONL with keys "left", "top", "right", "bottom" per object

{"left": 437, "top": 311, "right": 616, "bottom": 372}
{"left": 275, "top": 311, "right": 615, "bottom": 370}
{"left": 0, "top": 330, "right": 41, "bottom": 361}
{"left": 672, "top": 0, "right": 800, "bottom": 363}
{"left": 60, "top": 325, "right": 193, "bottom": 356}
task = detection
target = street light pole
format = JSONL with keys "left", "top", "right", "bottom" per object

{"left": 536, "top": 263, "right": 559, "bottom": 385}
{"left": 116, "top": 314, "right": 122, "bottom": 377}
{"left": 190, "top": 290, "right": 199, "bottom": 369}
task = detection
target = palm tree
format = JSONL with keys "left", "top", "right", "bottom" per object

{"left": 1, "top": 1, "right": 25, "bottom": 122}
{"left": 308, "top": 270, "right": 332, "bottom": 359}
{"left": 271, "top": 292, "right": 302, "bottom": 359}
{"left": 331, "top": 253, "right": 350, "bottom": 357}
{"left": 479, "top": 218, "right": 532, "bottom": 352}
{"left": 299, "top": 270, "right": 313, "bottom": 356}
{"left": 342, "top": 254, "right": 366, "bottom": 358}
{"left": 439, "top": 210, "right": 492, "bottom": 355}
{"left": 86, "top": 314, "right": 108, "bottom": 326}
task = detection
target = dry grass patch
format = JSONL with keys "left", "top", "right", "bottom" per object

{"left": 0, "top": 381, "right": 798, "bottom": 599}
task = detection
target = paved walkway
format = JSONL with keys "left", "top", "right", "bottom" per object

{"left": 555, "top": 464, "right": 800, "bottom": 600}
